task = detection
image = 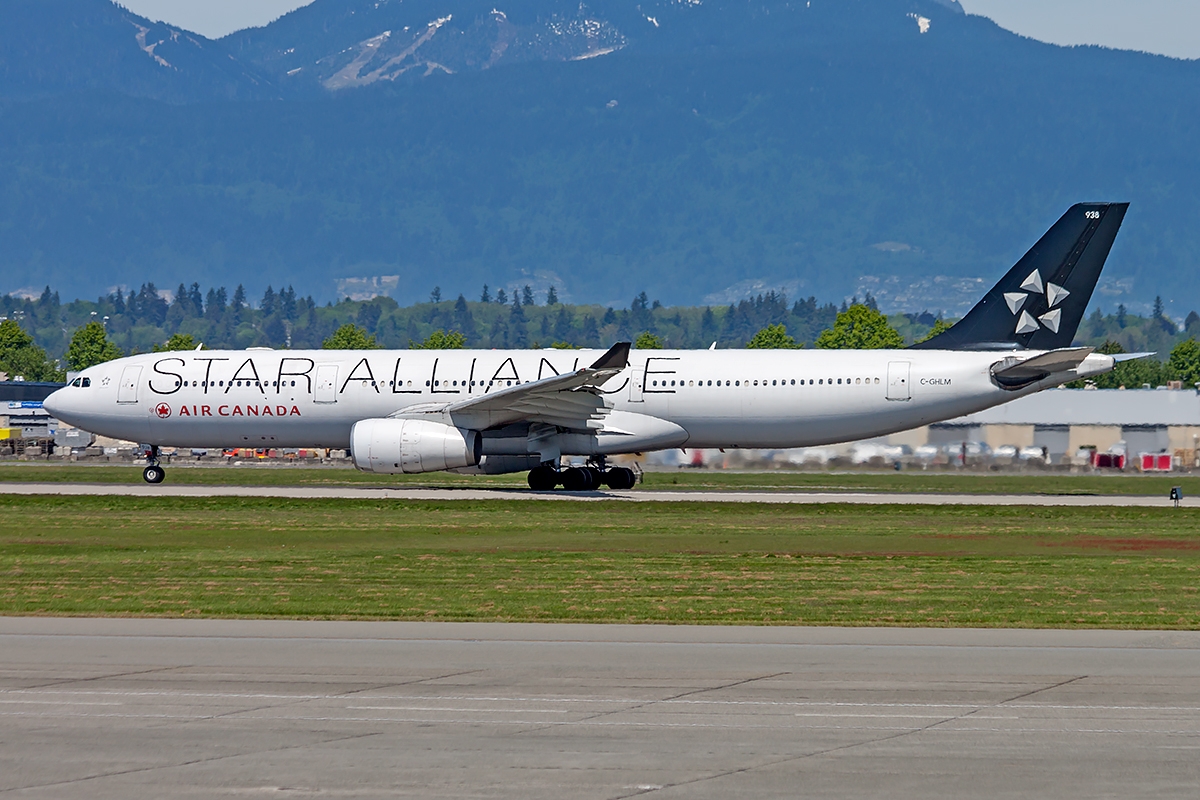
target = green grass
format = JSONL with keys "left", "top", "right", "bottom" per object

{"left": 1, "top": 463, "right": 1198, "bottom": 496}
{"left": 2, "top": 495, "right": 1198, "bottom": 627}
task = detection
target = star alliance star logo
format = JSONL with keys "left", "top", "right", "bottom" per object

{"left": 1003, "top": 270, "right": 1069, "bottom": 335}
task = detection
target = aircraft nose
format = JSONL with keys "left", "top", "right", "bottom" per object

{"left": 43, "top": 387, "right": 67, "bottom": 418}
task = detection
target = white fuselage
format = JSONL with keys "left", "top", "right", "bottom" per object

{"left": 45, "top": 347, "right": 1114, "bottom": 454}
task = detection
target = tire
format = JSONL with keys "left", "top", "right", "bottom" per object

{"left": 527, "top": 465, "right": 558, "bottom": 491}
{"left": 606, "top": 467, "right": 636, "bottom": 490}
{"left": 143, "top": 465, "right": 165, "bottom": 484}
{"left": 584, "top": 467, "right": 603, "bottom": 491}
{"left": 561, "top": 467, "right": 590, "bottom": 492}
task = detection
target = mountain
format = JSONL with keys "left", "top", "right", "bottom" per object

{"left": 221, "top": 0, "right": 962, "bottom": 92}
{"left": 1, "top": 0, "right": 1199, "bottom": 316}
{"left": 0, "top": 0, "right": 274, "bottom": 102}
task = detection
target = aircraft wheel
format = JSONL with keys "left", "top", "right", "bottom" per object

{"left": 605, "top": 467, "right": 636, "bottom": 490}
{"left": 561, "top": 467, "right": 591, "bottom": 492}
{"left": 527, "top": 465, "right": 558, "bottom": 491}
{"left": 584, "top": 467, "right": 604, "bottom": 491}
{"left": 143, "top": 465, "right": 165, "bottom": 484}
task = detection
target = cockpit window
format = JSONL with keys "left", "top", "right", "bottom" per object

{"left": 81, "top": 377, "right": 91, "bottom": 387}
{"left": 70, "top": 378, "right": 81, "bottom": 387}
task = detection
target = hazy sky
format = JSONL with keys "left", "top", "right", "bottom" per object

{"left": 119, "top": 0, "right": 1200, "bottom": 60}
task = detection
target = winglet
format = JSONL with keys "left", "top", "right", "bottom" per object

{"left": 589, "top": 342, "right": 631, "bottom": 371}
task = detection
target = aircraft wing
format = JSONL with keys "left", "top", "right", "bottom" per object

{"left": 991, "top": 346, "right": 1094, "bottom": 387}
{"left": 390, "top": 342, "right": 631, "bottom": 431}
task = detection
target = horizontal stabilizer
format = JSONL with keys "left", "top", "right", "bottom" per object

{"left": 1112, "top": 352, "right": 1155, "bottom": 362}
{"left": 991, "top": 347, "right": 1093, "bottom": 387}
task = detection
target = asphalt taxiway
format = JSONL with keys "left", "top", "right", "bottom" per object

{"left": 2, "top": 619, "right": 1199, "bottom": 798}
{"left": 0, "top": 481, "right": 1192, "bottom": 506}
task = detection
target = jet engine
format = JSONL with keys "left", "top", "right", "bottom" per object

{"left": 350, "top": 418, "right": 481, "bottom": 474}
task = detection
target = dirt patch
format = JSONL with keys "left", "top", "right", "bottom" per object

{"left": 1046, "top": 537, "right": 1200, "bottom": 553}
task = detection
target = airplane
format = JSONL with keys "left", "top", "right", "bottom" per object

{"left": 46, "top": 202, "right": 1134, "bottom": 490}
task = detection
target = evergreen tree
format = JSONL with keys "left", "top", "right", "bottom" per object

{"left": 496, "top": 288, "right": 507, "bottom": 305}
{"left": 546, "top": 286, "right": 559, "bottom": 305}
{"left": 356, "top": 302, "right": 382, "bottom": 332}
{"left": 187, "top": 283, "right": 203, "bottom": 314}
{"left": 509, "top": 294, "right": 529, "bottom": 347}
{"left": 480, "top": 284, "right": 491, "bottom": 303}
{"left": 280, "top": 286, "right": 297, "bottom": 320}
{"left": 580, "top": 314, "right": 600, "bottom": 347}
{"left": 522, "top": 285, "right": 535, "bottom": 306}
{"left": 553, "top": 305, "right": 574, "bottom": 341}
{"left": 66, "top": 321, "right": 123, "bottom": 369}
{"left": 452, "top": 294, "right": 476, "bottom": 341}
{"left": 231, "top": 285, "right": 246, "bottom": 311}
{"left": 260, "top": 286, "right": 277, "bottom": 316}
{"left": 431, "top": 286, "right": 442, "bottom": 304}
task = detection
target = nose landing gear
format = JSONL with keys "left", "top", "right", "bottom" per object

{"left": 141, "top": 445, "right": 165, "bottom": 484}
{"left": 526, "top": 462, "right": 637, "bottom": 492}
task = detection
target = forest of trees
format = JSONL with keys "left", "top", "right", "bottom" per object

{"left": 3, "top": 282, "right": 1200, "bottom": 389}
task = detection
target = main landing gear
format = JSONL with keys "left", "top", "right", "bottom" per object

{"left": 142, "top": 445, "right": 165, "bottom": 484}
{"left": 527, "top": 462, "right": 637, "bottom": 492}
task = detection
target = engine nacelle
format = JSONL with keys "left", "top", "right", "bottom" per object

{"left": 350, "top": 418, "right": 481, "bottom": 474}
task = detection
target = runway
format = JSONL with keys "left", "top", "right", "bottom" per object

{"left": 2, "top": 619, "right": 1199, "bottom": 798}
{"left": 0, "top": 481, "right": 1192, "bottom": 506}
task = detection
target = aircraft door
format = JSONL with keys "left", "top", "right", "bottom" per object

{"left": 314, "top": 364, "right": 338, "bottom": 404}
{"left": 886, "top": 361, "right": 911, "bottom": 401}
{"left": 629, "top": 362, "right": 645, "bottom": 402}
{"left": 117, "top": 366, "right": 142, "bottom": 404}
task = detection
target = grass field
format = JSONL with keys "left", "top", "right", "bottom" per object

{"left": 1, "top": 463, "right": 1198, "bottom": 496}
{"left": 2, "top": 495, "right": 1198, "bottom": 627}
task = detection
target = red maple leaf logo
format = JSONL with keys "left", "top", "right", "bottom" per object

{"left": 155, "top": 403, "right": 172, "bottom": 418}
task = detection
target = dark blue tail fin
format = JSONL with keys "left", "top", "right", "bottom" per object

{"left": 912, "top": 203, "right": 1128, "bottom": 351}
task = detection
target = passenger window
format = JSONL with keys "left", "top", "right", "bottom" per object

{"left": 790, "top": 379, "right": 795, "bottom": 385}
{"left": 856, "top": 378, "right": 861, "bottom": 384}
{"left": 837, "top": 378, "right": 842, "bottom": 384}
{"left": 772, "top": 380, "right": 777, "bottom": 386}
